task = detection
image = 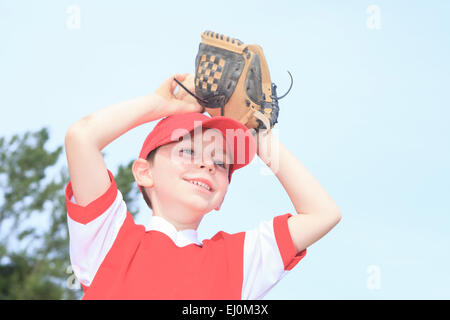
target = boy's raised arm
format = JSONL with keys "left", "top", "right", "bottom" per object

{"left": 64, "top": 74, "right": 202, "bottom": 206}
{"left": 256, "top": 131, "right": 342, "bottom": 253}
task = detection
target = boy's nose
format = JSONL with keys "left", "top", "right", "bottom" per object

{"left": 196, "top": 156, "right": 215, "bottom": 172}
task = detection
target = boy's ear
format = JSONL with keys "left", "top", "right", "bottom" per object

{"left": 132, "top": 159, "right": 154, "bottom": 188}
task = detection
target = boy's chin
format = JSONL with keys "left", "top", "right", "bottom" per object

{"left": 181, "top": 199, "right": 216, "bottom": 215}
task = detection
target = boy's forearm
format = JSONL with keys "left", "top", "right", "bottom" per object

{"left": 69, "top": 94, "right": 166, "bottom": 150}
{"left": 258, "top": 133, "right": 341, "bottom": 216}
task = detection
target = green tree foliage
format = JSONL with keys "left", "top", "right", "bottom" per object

{"left": 0, "top": 128, "right": 138, "bottom": 299}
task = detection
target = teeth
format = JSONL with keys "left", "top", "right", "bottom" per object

{"left": 190, "top": 180, "right": 211, "bottom": 191}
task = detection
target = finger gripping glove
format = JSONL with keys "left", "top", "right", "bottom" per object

{"left": 194, "top": 31, "right": 281, "bottom": 132}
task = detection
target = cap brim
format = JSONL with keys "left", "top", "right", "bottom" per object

{"left": 197, "top": 116, "right": 257, "bottom": 171}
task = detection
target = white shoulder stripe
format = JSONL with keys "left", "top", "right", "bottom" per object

{"left": 67, "top": 190, "right": 127, "bottom": 287}
{"left": 241, "top": 218, "right": 288, "bottom": 300}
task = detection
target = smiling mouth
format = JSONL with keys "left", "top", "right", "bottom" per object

{"left": 184, "top": 179, "right": 213, "bottom": 192}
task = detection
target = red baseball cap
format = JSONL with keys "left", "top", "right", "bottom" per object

{"left": 138, "top": 112, "right": 257, "bottom": 189}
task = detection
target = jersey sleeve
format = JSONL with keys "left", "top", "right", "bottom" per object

{"left": 65, "top": 169, "right": 127, "bottom": 289}
{"left": 241, "top": 213, "right": 307, "bottom": 300}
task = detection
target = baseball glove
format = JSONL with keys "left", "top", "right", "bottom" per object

{"left": 175, "top": 30, "right": 293, "bottom": 133}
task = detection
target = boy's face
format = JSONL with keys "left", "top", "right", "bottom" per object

{"left": 141, "top": 127, "right": 233, "bottom": 225}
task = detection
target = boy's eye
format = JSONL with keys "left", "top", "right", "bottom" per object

{"left": 214, "top": 160, "right": 227, "bottom": 169}
{"left": 181, "top": 148, "right": 194, "bottom": 155}
{"left": 181, "top": 149, "right": 228, "bottom": 170}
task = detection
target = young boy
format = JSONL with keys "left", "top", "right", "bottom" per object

{"left": 64, "top": 74, "right": 341, "bottom": 300}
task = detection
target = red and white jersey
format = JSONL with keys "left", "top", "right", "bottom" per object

{"left": 65, "top": 170, "right": 307, "bottom": 300}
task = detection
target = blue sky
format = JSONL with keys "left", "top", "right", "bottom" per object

{"left": 1, "top": 0, "right": 449, "bottom": 299}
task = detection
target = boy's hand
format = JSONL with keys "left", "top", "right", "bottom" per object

{"left": 173, "top": 74, "right": 197, "bottom": 103}
{"left": 253, "top": 129, "right": 274, "bottom": 166}
{"left": 153, "top": 74, "right": 204, "bottom": 117}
